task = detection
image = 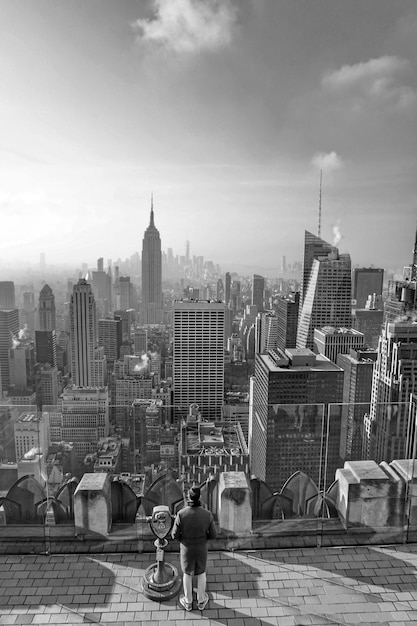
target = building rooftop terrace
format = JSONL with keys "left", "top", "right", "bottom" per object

{"left": 1, "top": 544, "right": 417, "bottom": 625}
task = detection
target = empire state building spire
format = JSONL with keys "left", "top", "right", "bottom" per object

{"left": 141, "top": 196, "right": 163, "bottom": 324}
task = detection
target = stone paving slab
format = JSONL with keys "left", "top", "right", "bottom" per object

{"left": 1, "top": 544, "right": 417, "bottom": 625}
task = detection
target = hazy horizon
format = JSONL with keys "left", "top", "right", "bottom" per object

{"left": 1, "top": 1, "right": 416, "bottom": 272}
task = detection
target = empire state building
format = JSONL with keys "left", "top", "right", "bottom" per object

{"left": 141, "top": 199, "right": 163, "bottom": 324}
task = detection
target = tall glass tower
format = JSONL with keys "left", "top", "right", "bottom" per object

{"left": 70, "top": 279, "right": 97, "bottom": 387}
{"left": 141, "top": 198, "right": 163, "bottom": 324}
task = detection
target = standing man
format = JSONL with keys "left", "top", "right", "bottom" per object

{"left": 171, "top": 486, "right": 217, "bottom": 611}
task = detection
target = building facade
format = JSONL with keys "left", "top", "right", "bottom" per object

{"left": 173, "top": 300, "right": 225, "bottom": 420}
{"left": 141, "top": 201, "right": 163, "bottom": 324}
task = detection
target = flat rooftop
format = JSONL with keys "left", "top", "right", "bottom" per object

{"left": 1, "top": 544, "right": 417, "bottom": 624}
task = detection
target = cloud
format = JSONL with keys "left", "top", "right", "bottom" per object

{"left": 311, "top": 151, "right": 343, "bottom": 173}
{"left": 132, "top": 0, "right": 238, "bottom": 55}
{"left": 322, "top": 55, "right": 416, "bottom": 111}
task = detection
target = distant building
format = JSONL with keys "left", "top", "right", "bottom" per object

{"left": 35, "top": 330, "right": 57, "bottom": 368}
{"left": 352, "top": 298, "right": 384, "bottom": 349}
{"left": 173, "top": 300, "right": 225, "bottom": 420}
{"left": 0, "top": 309, "right": 19, "bottom": 389}
{"left": 297, "top": 234, "right": 351, "bottom": 350}
{"left": 252, "top": 274, "right": 265, "bottom": 312}
{"left": 37, "top": 365, "right": 59, "bottom": 408}
{"left": 0, "top": 282, "right": 15, "bottom": 310}
{"left": 98, "top": 318, "right": 122, "bottom": 362}
{"left": 352, "top": 268, "right": 384, "bottom": 309}
{"left": 38, "top": 284, "right": 56, "bottom": 331}
{"left": 179, "top": 405, "right": 249, "bottom": 487}
{"left": 337, "top": 348, "right": 377, "bottom": 462}
{"left": 141, "top": 199, "right": 163, "bottom": 324}
{"left": 54, "top": 386, "right": 109, "bottom": 462}
{"left": 274, "top": 292, "right": 299, "bottom": 351}
{"left": 314, "top": 327, "right": 365, "bottom": 364}
{"left": 14, "top": 411, "right": 50, "bottom": 462}
{"left": 250, "top": 348, "right": 344, "bottom": 491}
{"left": 368, "top": 322, "right": 417, "bottom": 463}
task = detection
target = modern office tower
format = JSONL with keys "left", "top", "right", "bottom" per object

{"left": 367, "top": 321, "right": 417, "bottom": 463}
{"left": 225, "top": 272, "right": 231, "bottom": 306}
{"left": 252, "top": 274, "right": 265, "bottom": 312}
{"left": 14, "top": 411, "right": 50, "bottom": 462}
{"left": 0, "top": 309, "right": 19, "bottom": 388}
{"left": 300, "top": 231, "right": 337, "bottom": 306}
{"left": 173, "top": 300, "right": 225, "bottom": 420}
{"left": 352, "top": 268, "right": 384, "bottom": 309}
{"left": 57, "top": 387, "right": 109, "bottom": 462}
{"left": 37, "top": 364, "right": 59, "bottom": 408}
{"left": 255, "top": 312, "right": 278, "bottom": 354}
{"left": 97, "top": 257, "right": 104, "bottom": 272}
{"left": 0, "top": 282, "right": 16, "bottom": 310}
{"left": 35, "top": 330, "right": 57, "bottom": 367}
{"left": 314, "top": 327, "right": 365, "bottom": 364}
{"left": 297, "top": 241, "right": 352, "bottom": 350}
{"left": 69, "top": 279, "right": 97, "bottom": 387}
{"left": 250, "top": 348, "right": 344, "bottom": 491}
{"left": 9, "top": 342, "right": 36, "bottom": 388}
{"left": 141, "top": 200, "right": 163, "bottom": 324}
{"left": 38, "top": 284, "right": 56, "bottom": 331}
{"left": 337, "top": 348, "right": 377, "bottom": 462}
{"left": 275, "top": 292, "right": 300, "bottom": 351}
{"left": 98, "top": 318, "right": 122, "bottom": 362}
{"left": 133, "top": 328, "right": 148, "bottom": 356}
{"left": 118, "top": 276, "right": 132, "bottom": 311}
{"left": 281, "top": 256, "right": 287, "bottom": 273}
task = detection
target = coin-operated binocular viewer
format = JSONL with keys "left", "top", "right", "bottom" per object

{"left": 141, "top": 505, "right": 182, "bottom": 601}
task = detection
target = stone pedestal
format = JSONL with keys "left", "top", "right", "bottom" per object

{"left": 74, "top": 473, "right": 112, "bottom": 536}
{"left": 390, "top": 459, "right": 417, "bottom": 525}
{"left": 218, "top": 471, "right": 251, "bottom": 534}
{"left": 336, "top": 460, "right": 405, "bottom": 529}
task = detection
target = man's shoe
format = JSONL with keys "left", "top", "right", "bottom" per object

{"left": 179, "top": 595, "right": 192, "bottom": 611}
{"left": 197, "top": 593, "right": 209, "bottom": 610}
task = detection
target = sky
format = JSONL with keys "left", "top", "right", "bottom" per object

{"left": 0, "top": 0, "right": 416, "bottom": 275}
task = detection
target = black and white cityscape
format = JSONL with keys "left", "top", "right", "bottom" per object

{"left": 0, "top": 1, "right": 416, "bottom": 509}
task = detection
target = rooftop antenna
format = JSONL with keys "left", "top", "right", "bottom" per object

{"left": 318, "top": 169, "right": 322, "bottom": 239}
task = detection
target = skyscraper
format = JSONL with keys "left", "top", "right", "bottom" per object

{"left": 70, "top": 279, "right": 97, "bottom": 387}
{"left": 352, "top": 268, "right": 384, "bottom": 309}
{"left": 173, "top": 300, "right": 225, "bottom": 420}
{"left": 35, "top": 330, "right": 57, "bottom": 367}
{"left": 0, "top": 309, "right": 19, "bottom": 389}
{"left": 39, "top": 284, "right": 56, "bottom": 331}
{"left": 0, "top": 282, "right": 16, "bottom": 310}
{"left": 300, "top": 231, "right": 337, "bottom": 306}
{"left": 225, "top": 272, "right": 231, "bottom": 307}
{"left": 367, "top": 321, "right": 417, "bottom": 463}
{"left": 141, "top": 199, "right": 163, "bottom": 324}
{"left": 297, "top": 236, "right": 352, "bottom": 350}
{"left": 275, "top": 292, "right": 299, "bottom": 350}
{"left": 250, "top": 348, "right": 344, "bottom": 491}
{"left": 252, "top": 274, "right": 265, "bottom": 312}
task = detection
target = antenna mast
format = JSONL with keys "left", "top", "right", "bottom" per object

{"left": 318, "top": 169, "right": 322, "bottom": 238}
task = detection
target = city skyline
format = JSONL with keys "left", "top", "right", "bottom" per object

{"left": 1, "top": 1, "right": 416, "bottom": 272}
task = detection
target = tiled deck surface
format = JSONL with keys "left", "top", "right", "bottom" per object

{"left": 1, "top": 544, "right": 417, "bottom": 625}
